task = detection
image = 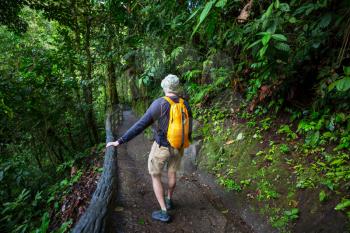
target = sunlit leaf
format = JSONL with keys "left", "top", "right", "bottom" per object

{"left": 274, "top": 0, "right": 280, "bottom": 9}
{"left": 191, "top": 0, "right": 216, "bottom": 37}
{"left": 186, "top": 8, "right": 200, "bottom": 23}
{"left": 259, "top": 45, "right": 268, "bottom": 58}
{"left": 271, "top": 34, "right": 287, "bottom": 42}
{"left": 335, "top": 199, "right": 350, "bottom": 211}
{"left": 319, "top": 190, "right": 327, "bottom": 202}
{"left": 262, "top": 33, "right": 271, "bottom": 46}
{"left": 332, "top": 77, "right": 350, "bottom": 92}
{"left": 215, "top": 0, "right": 227, "bottom": 8}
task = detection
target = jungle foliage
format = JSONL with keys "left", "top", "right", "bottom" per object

{"left": 0, "top": 0, "right": 350, "bottom": 232}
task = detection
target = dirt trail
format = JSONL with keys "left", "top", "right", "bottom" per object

{"left": 109, "top": 110, "right": 253, "bottom": 233}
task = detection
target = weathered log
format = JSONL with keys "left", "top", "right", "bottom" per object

{"left": 72, "top": 109, "right": 119, "bottom": 233}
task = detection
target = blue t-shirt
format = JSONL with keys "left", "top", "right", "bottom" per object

{"left": 117, "top": 96, "right": 192, "bottom": 147}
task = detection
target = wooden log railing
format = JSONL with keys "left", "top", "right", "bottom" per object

{"left": 72, "top": 108, "right": 120, "bottom": 233}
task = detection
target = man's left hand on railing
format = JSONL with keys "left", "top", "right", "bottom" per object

{"left": 106, "top": 141, "right": 120, "bottom": 148}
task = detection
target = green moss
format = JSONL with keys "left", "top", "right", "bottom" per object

{"left": 197, "top": 118, "right": 303, "bottom": 232}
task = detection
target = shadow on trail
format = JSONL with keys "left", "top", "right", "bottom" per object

{"left": 109, "top": 110, "right": 252, "bottom": 233}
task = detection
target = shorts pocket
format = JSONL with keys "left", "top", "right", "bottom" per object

{"left": 154, "top": 146, "right": 170, "bottom": 159}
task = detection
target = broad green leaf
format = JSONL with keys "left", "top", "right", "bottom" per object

{"left": 335, "top": 199, "right": 350, "bottom": 211}
{"left": 262, "top": 33, "right": 271, "bottom": 46}
{"left": 247, "top": 39, "right": 262, "bottom": 49}
{"left": 319, "top": 190, "right": 327, "bottom": 202}
{"left": 335, "top": 77, "right": 350, "bottom": 91}
{"left": 191, "top": 0, "right": 216, "bottom": 37}
{"left": 37, "top": 212, "right": 49, "bottom": 233}
{"left": 291, "top": 208, "right": 299, "bottom": 215}
{"left": 272, "top": 34, "right": 287, "bottom": 42}
{"left": 257, "top": 32, "right": 269, "bottom": 36}
{"left": 215, "top": 0, "right": 227, "bottom": 8}
{"left": 335, "top": 113, "right": 346, "bottom": 123}
{"left": 200, "top": 1, "right": 216, "bottom": 22}
{"left": 259, "top": 45, "right": 269, "bottom": 59}
{"left": 274, "top": 42, "right": 290, "bottom": 52}
{"left": 328, "top": 81, "right": 336, "bottom": 91}
{"left": 186, "top": 8, "right": 200, "bottom": 23}
{"left": 264, "top": 4, "right": 274, "bottom": 19}
{"left": 343, "top": 66, "right": 350, "bottom": 76}
{"left": 319, "top": 14, "right": 332, "bottom": 28}
{"left": 289, "top": 17, "right": 297, "bottom": 23}
{"left": 266, "top": 20, "right": 277, "bottom": 33}
{"left": 279, "top": 3, "right": 290, "bottom": 12}
{"left": 274, "top": 0, "right": 280, "bottom": 9}
{"left": 284, "top": 208, "right": 299, "bottom": 216}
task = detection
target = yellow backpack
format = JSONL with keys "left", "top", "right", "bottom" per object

{"left": 163, "top": 96, "right": 190, "bottom": 149}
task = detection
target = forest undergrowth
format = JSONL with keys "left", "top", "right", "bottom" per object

{"left": 1, "top": 0, "right": 349, "bottom": 232}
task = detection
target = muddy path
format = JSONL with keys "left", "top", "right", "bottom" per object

{"left": 109, "top": 110, "right": 253, "bottom": 233}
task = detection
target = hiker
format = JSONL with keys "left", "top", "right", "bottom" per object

{"left": 106, "top": 74, "right": 192, "bottom": 222}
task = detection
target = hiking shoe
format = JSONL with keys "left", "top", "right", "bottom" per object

{"left": 165, "top": 197, "right": 173, "bottom": 210}
{"left": 151, "top": 210, "right": 171, "bottom": 222}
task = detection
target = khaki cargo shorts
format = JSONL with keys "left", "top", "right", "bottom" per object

{"left": 148, "top": 141, "right": 184, "bottom": 175}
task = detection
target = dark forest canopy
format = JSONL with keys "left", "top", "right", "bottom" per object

{"left": 0, "top": 0, "right": 349, "bottom": 232}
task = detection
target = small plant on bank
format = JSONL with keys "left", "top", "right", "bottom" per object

{"left": 270, "top": 208, "right": 299, "bottom": 232}
{"left": 218, "top": 177, "right": 242, "bottom": 192}
{"left": 279, "top": 144, "right": 290, "bottom": 154}
{"left": 277, "top": 125, "right": 298, "bottom": 140}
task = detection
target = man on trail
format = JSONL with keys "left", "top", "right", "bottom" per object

{"left": 106, "top": 74, "right": 192, "bottom": 223}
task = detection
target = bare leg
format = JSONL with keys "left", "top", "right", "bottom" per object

{"left": 167, "top": 171, "right": 176, "bottom": 199}
{"left": 151, "top": 174, "right": 167, "bottom": 211}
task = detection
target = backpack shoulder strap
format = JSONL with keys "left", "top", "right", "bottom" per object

{"left": 163, "top": 96, "right": 175, "bottom": 106}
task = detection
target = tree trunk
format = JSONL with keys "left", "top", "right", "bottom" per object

{"left": 32, "top": 140, "right": 43, "bottom": 172}
{"left": 83, "top": 12, "right": 99, "bottom": 144}
{"left": 106, "top": 31, "right": 118, "bottom": 110}
{"left": 66, "top": 123, "right": 77, "bottom": 150}
{"left": 129, "top": 77, "right": 139, "bottom": 101}
{"left": 72, "top": 1, "right": 95, "bottom": 145}
{"left": 75, "top": 88, "right": 94, "bottom": 145}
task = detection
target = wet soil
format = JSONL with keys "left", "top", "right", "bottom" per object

{"left": 109, "top": 110, "right": 253, "bottom": 233}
